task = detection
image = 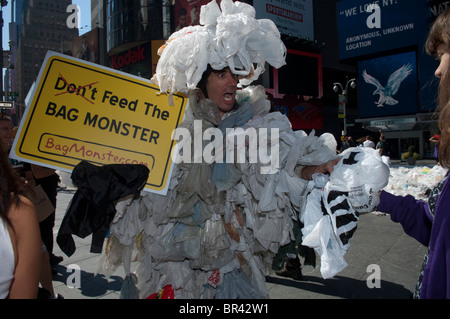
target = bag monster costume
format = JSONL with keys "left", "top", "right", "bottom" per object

{"left": 95, "top": 0, "right": 389, "bottom": 299}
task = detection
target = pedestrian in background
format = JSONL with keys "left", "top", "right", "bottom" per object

{"left": 376, "top": 130, "right": 389, "bottom": 157}
{"left": 0, "top": 113, "right": 13, "bottom": 151}
{"left": 376, "top": 7, "right": 450, "bottom": 299}
{"left": 430, "top": 134, "right": 440, "bottom": 164}
{"left": 339, "top": 135, "right": 350, "bottom": 153}
{"left": 363, "top": 135, "right": 375, "bottom": 148}
{"left": 348, "top": 136, "right": 356, "bottom": 147}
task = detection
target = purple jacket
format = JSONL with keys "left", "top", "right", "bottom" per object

{"left": 377, "top": 176, "right": 450, "bottom": 299}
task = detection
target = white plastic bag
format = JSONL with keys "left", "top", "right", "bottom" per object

{"left": 302, "top": 213, "right": 348, "bottom": 279}
{"left": 302, "top": 147, "right": 389, "bottom": 278}
{"left": 154, "top": 0, "right": 286, "bottom": 94}
{"left": 215, "top": 269, "right": 261, "bottom": 299}
{"left": 330, "top": 147, "right": 389, "bottom": 213}
{"left": 302, "top": 187, "right": 352, "bottom": 279}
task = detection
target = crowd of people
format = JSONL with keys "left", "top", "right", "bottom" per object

{"left": 339, "top": 130, "right": 438, "bottom": 164}
{"left": 1, "top": 0, "right": 450, "bottom": 299}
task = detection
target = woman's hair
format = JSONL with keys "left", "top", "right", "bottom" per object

{"left": 426, "top": 8, "right": 450, "bottom": 168}
{"left": 0, "top": 145, "right": 29, "bottom": 224}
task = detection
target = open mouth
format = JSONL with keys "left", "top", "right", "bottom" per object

{"left": 223, "top": 93, "right": 234, "bottom": 102}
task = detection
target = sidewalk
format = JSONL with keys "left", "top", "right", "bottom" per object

{"left": 50, "top": 188, "right": 427, "bottom": 299}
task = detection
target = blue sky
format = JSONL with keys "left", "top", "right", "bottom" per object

{"left": 2, "top": 0, "right": 92, "bottom": 50}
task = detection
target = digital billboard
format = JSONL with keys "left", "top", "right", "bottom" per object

{"left": 337, "top": 0, "right": 427, "bottom": 59}
{"left": 253, "top": 0, "right": 314, "bottom": 39}
{"left": 358, "top": 51, "right": 418, "bottom": 118}
{"left": 173, "top": 1, "right": 312, "bottom": 39}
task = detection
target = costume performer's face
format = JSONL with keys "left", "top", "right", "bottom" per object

{"left": 205, "top": 68, "right": 239, "bottom": 117}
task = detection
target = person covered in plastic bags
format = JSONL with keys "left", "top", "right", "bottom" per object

{"left": 101, "top": 0, "right": 379, "bottom": 299}
{"left": 376, "top": 8, "right": 450, "bottom": 299}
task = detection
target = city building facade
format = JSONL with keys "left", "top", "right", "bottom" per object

{"left": 10, "top": 0, "right": 78, "bottom": 122}
{"left": 335, "top": 0, "right": 447, "bottom": 159}
{"left": 4, "top": 0, "right": 447, "bottom": 159}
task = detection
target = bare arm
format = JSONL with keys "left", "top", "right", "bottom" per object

{"left": 8, "top": 196, "right": 41, "bottom": 299}
{"left": 299, "top": 158, "right": 340, "bottom": 181}
{"left": 429, "top": 137, "right": 439, "bottom": 143}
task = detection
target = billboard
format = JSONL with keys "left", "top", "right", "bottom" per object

{"left": 10, "top": 52, "right": 188, "bottom": 195}
{"left": 173, "top": 0, "right": 209, "bottom": 30}
{"left": 358, "top": 51, "right": 418, "bottom": 118}
{"left": 172, "top": 0, "right": 311, "bottom": 39}
{"left": 277, "top": 50, "right": 321, "bottom": 97}
{"left": 72, "top": 28, "right": 99, "bottom": 64}
{"left": 271, "top": 50, "right": 323, "bottom": 130}
{"left": 337, "top": 0, "right": 427, "bottom": 59}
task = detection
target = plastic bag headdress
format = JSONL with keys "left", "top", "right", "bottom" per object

{"left": 153, "top": 0, "right": 287, "bottom": 95}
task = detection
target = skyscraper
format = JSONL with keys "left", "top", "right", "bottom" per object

{"left": 14, "top": 0, "right": 78, "bottom": 119}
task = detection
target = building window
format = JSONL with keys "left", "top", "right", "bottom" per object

{"left": 106, "top": 0, "right": 163, "bottom": 53}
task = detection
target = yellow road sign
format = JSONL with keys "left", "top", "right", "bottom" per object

{"left": 11, "top": 52, "right": 188, "bottom": 195}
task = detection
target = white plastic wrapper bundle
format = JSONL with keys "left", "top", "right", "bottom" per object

{"left": 331, "top": 147, "right": 390, "bottom": 213}
{"left": 302, "top": 147, "right": 390, "bottom": 279}
{"left": 154, "top": 26, "right": 213, "bottom": 94}
{"left": 302, "top": 188, "right": 350, "bottom": 279}
{"left": 153, "top": 0, "right": 286, "bottom": 94}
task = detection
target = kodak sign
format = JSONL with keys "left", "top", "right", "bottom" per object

{"left": 111, "top": 45, "right": 146, "bottom": 69}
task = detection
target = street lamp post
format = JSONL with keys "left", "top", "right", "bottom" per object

{"left": 333, "top": 78, "right": 356, "bottom": 136}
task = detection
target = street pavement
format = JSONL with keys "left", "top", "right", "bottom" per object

{"left": 50, "top": 168, "right": 428, "bottom": 299}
